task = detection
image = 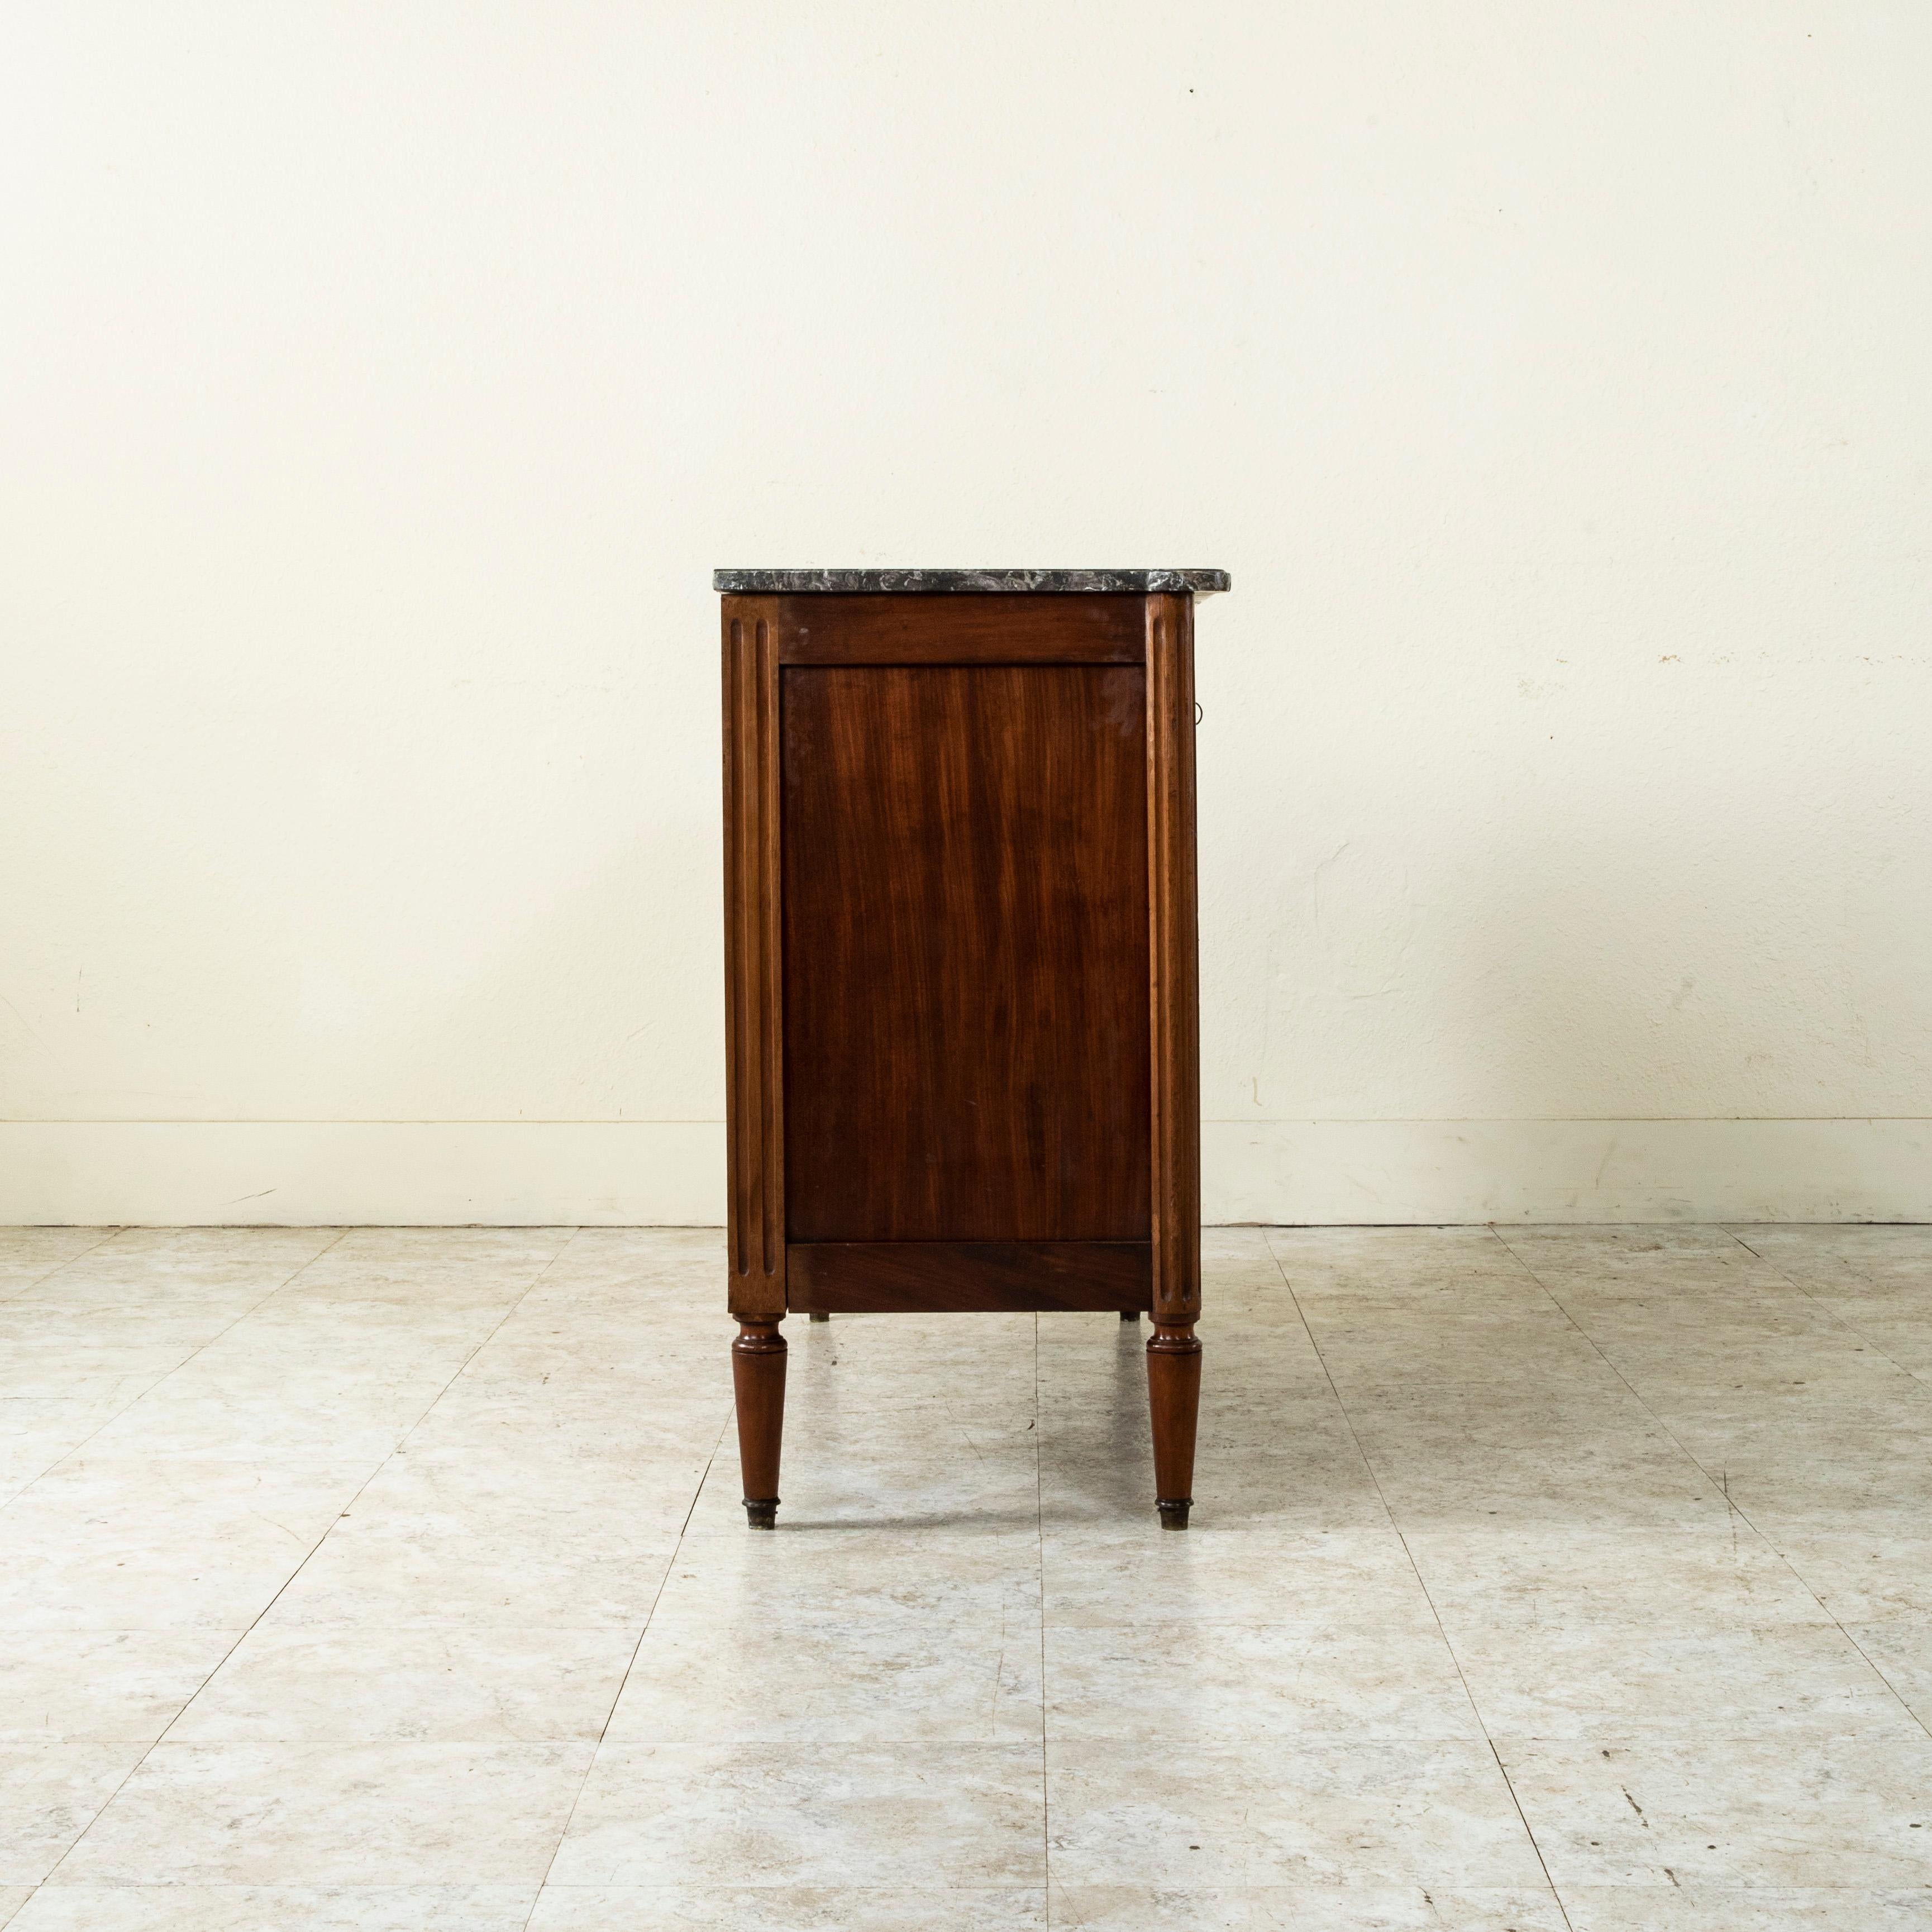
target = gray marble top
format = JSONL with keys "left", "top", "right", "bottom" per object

{"left": 713, "top": 567, "right": 1229, "bottom": 597}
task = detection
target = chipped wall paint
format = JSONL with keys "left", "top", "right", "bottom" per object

{"left": 2, "top": 4, "right": 1928, "bottom": 1223}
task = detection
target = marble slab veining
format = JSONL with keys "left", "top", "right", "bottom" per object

{"left": 713, "top": 567, "right": 1230, "bottom": 596}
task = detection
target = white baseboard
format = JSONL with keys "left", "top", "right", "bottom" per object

{"left": 0, "top": 1118, "right": 1925, "bottom": 1227}
{"left": 1204, "top": 1118, "right": 1932, "bottom": 1224}
{"left": 0, "top": 1122, "right": 726, "bottom": 1227}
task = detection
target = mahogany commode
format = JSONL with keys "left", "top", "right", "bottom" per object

{"left": 718, "top": 567, "right": 1228, "bottom": 1528}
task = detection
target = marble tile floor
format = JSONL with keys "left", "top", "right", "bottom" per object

{"left": 2, "top": 1223, "right": 1931, "bottom": 1928}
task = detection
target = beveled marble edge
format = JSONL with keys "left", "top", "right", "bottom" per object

{"left": 713, "top": 568, "right": 1230, "bottom": 597}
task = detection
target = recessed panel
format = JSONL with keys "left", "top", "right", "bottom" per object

{"left": 782, "top": 663, "right": 1150, "bottom": 1242}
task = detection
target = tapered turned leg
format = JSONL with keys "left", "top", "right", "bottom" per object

{"left": 1146, "top": 1320, "right": 1201, "bottom": 1528}
{"left": 732, "top": 1317, "right": 786, "bottom": 1527}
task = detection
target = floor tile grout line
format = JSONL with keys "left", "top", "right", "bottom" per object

{"left": 31, "top": 1225, "right": 575, "bottom": 1891}
{"left": 18, "top": 1226, "right": 351, "bottom": 1892}
{"left": 1492, "top": 1227, "right": 1932, "bottom": 1751}
{"left": 0, "top": 1228, "right": 359, "bottom": 1523}
{"left": 1261, "top": 1228, "right": 1578, "bottom": 1932}
{"left": 1700, "top": 1236, "right": 1932, "bottom": 1739}
{"left": 1725, "top": 1227, "right": 1932, "bottom": 1396}
{"left": 1702, "top": 1230, "right": 1932, "bottom": 1733}
{"left": 21, "top": 1226, "right": 1928, "bottom": 1909}
{"left": 1, "top": 1373, "right": 169, "bottom": 1514}
{"left": 0, "top": 1223, "right": 126, "bottom": 1303}
{"left": 522, "top": 1380, "right": 736, "bottom": 1930}
{"left": 1, "top": 1237, "right": 285, "bottom": 1507}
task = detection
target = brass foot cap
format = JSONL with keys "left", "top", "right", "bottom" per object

{"left": 1157, "top": 1499, "right": 1192, "bottom": 1529}
{"left": 743, "top": 1499, "right": 779, "bottom": 1528}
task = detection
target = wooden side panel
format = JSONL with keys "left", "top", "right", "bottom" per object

{"left": 783, "top": 661, "right": 1151, "bottom": 1242}
{"left": 1146, "top": 594, "right": 1201, "bottom": 1322}
{"left": 722, "top": 596, "right": 785, "bottom": 1316}
{"left": 776, "top": 594, "right": 1144, "bottom": 665}
{"left": 789, "top": 1241, "right": 1151, "bottom": 1314}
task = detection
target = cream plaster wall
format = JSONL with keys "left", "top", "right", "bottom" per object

{"left": 3, "top": 3, "right": 1928, "bottom": 1224}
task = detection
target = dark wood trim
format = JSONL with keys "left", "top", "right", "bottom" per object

{"left": 722, "top": 595, "right": 785, "bottom": 1318}
{"left": 731, "top": 1316, "right": 787, "bottom": 1527}
{"left": 1145, "top": 593, "right": 1201, "bottom": 1323}
{"left": 775, "top": 594, "right": 1144, "bottom": 665}
{"left": 789, "top": 1241, "right": 1152, "bottom": 1313}
{"left": 1147, "top": 1319, "right": 1202, "bottom": 1528}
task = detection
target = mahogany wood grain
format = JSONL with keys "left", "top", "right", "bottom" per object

{"left": 721, "top": 597, "right": 786, "bottom": 1319}
{"left": 789, "top": 1241, "right": 1152, "bottom": 1314}
{"left": 782, "top": 662, "right": 1151, "bottom": 1242}
{"left": 775, "top": 594, "right": 1143, "bottom": 665}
